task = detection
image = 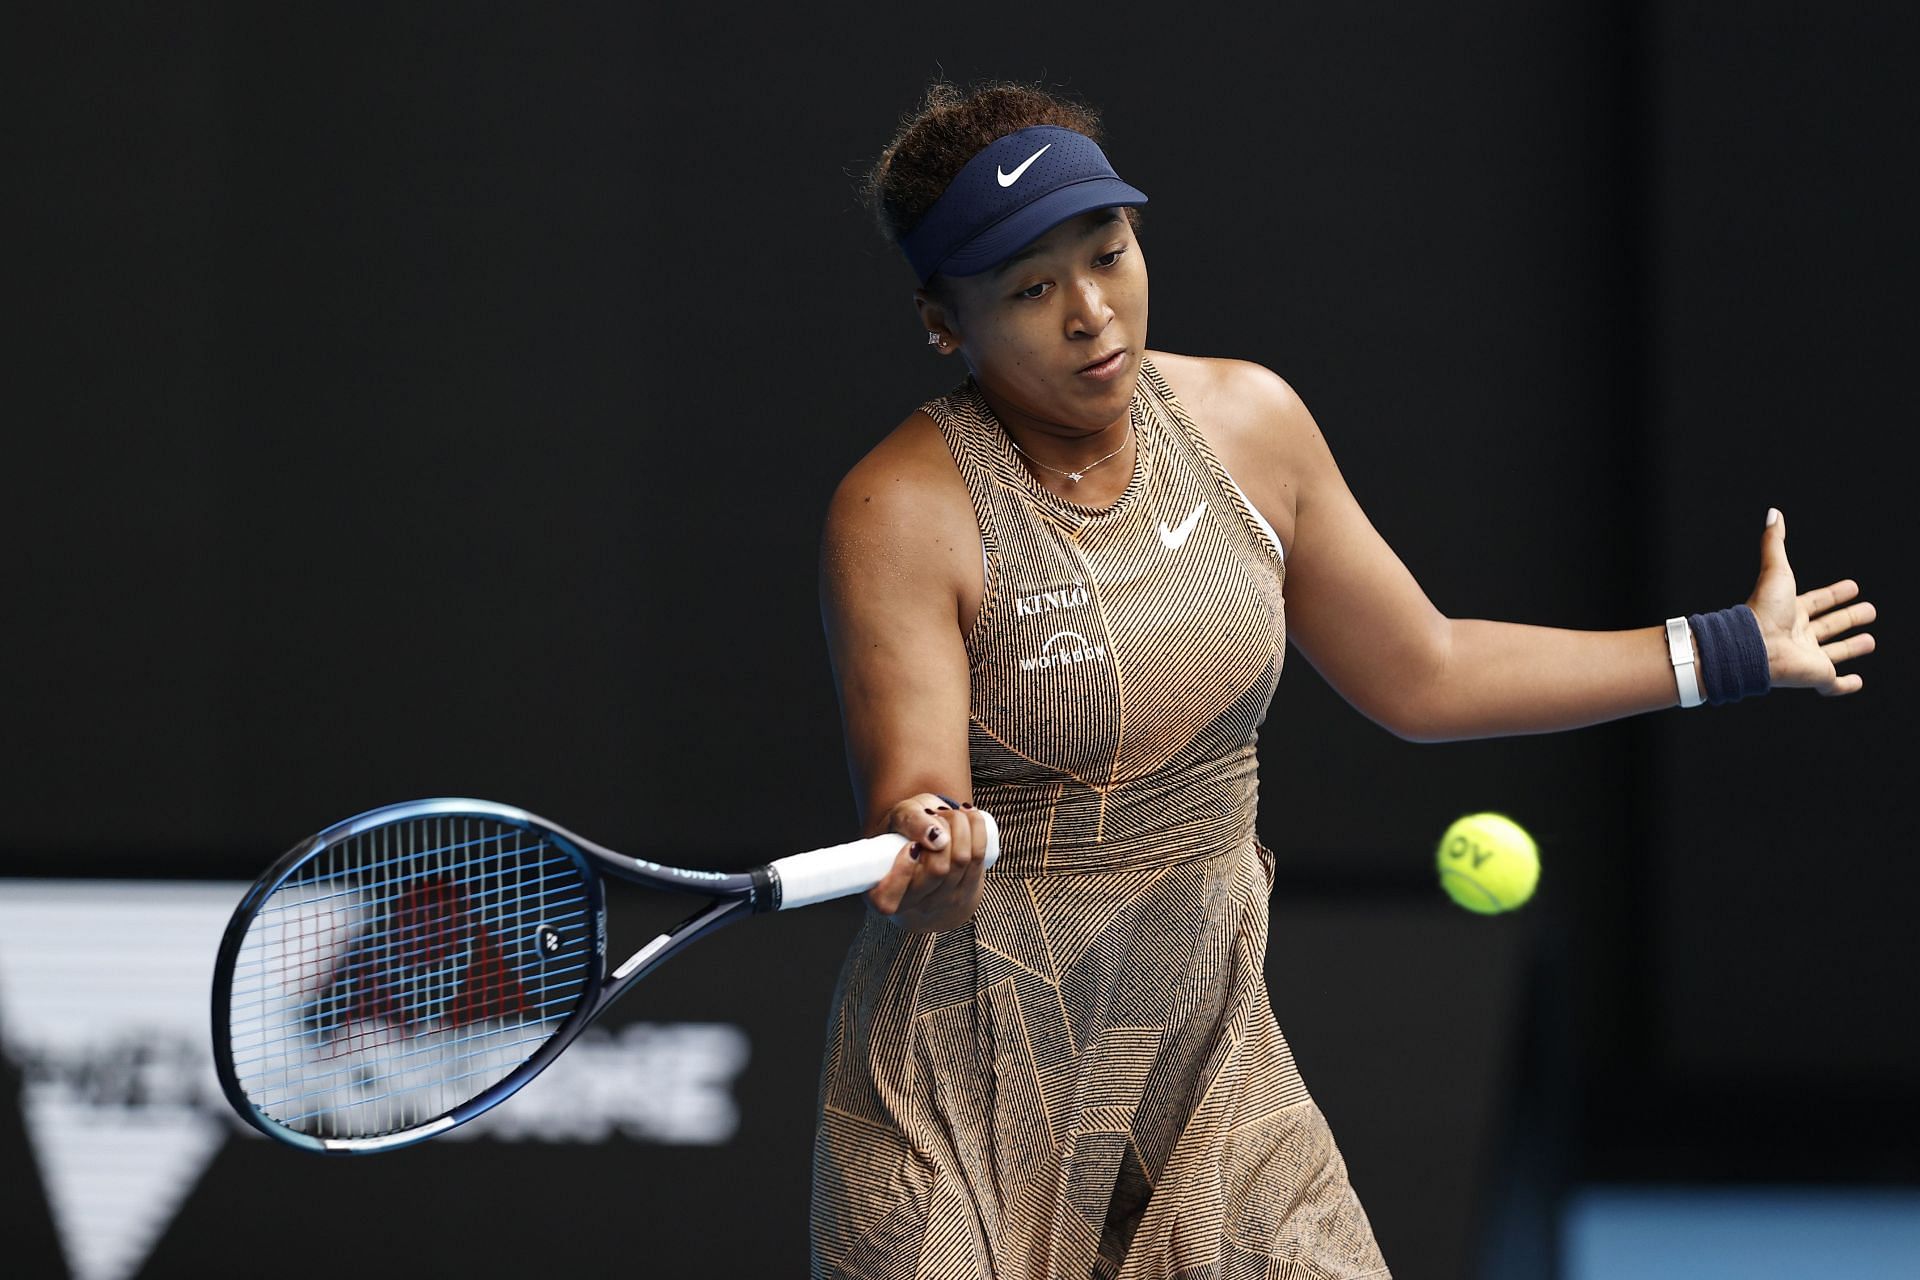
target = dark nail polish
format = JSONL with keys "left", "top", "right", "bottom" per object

{"left": 924, "top": 808, "right": 937, "bottom": 815}
{"left": 908, "top": 847, "right": 920, "bottom": 860}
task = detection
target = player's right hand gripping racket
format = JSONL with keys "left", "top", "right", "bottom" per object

{"left": 211, "top": 797, "right": 996, "bottom": 1154}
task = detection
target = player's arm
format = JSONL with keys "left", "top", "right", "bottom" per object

{"left": 819, "top": 416, "right": 992, "bottom": 929}
{"left": 1221, "top": 364, "right": 1871, "bottom": 742}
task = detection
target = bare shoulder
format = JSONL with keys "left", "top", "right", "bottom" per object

{"left": 1146, "top": 351, "right": 1316, "bottom": 548}
{"left": 821, "top": 409, "right": 977, "bottom": 596}
{"left": 1147, "top": 350, "right": 1314, "bottom": 455}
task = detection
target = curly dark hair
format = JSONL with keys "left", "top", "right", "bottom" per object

{"left": 863, "top": 81, "right": 1136, "bottom": 248}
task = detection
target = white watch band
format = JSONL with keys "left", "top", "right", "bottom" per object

{"left": 1666, "top": 615, "right": 1703, "bottom": 708}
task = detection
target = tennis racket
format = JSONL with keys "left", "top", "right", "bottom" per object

{"left": 211, "top": 796, "right": 997, "bottom": 1154}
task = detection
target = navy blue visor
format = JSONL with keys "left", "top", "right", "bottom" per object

{"left": 899, "top": 126, "right": 1148, "bottom": 284}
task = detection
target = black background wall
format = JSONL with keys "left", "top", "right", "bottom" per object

{"left": 7, "top": 3, "right": 1913, "bottom": 1277}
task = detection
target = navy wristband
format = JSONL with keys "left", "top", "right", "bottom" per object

{"left": 1687, "top": 604, "right": 1771, "bottom": 705}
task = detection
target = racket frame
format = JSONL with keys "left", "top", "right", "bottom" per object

{"left": 213, "top": 796, "right": 986, "bottom": 1154}
{"left": 213, "top": 798, "right": 750, "bottom": 1154}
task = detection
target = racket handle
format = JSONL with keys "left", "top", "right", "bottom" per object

{"left": 769, "top": 809, "right": 1000, "bottom": 911}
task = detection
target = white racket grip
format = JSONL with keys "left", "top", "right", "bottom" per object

{"left": 770, "top": 809, "right": 1000, "bottom": 911}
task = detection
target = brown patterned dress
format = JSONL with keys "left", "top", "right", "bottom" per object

{"left": 811, "top": 359, "right": 1389, "bottom": 1279}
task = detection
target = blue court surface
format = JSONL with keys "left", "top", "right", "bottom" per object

{"left": 1561, "top": 1186, "right": 1920, "bottom": 1279}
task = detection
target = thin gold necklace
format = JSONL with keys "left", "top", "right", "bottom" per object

{"left": 1005, "top": 404, "right": 1138, "bottom": 484}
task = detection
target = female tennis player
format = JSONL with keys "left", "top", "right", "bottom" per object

{"left": 811, "top": 82, "right": 1874, "bottom": 1279}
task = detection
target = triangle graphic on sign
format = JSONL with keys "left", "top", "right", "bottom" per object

{"left": 0, "top": 882, "right": 244, "bottom": 1280}
{"left": 24, "top": 1098, "right": 226, "bottom": 1280}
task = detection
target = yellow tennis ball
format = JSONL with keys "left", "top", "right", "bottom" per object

{"left": 1436, "top": 812, "right": 1539, "bottom": 914}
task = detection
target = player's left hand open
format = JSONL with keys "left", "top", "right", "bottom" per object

{"left": 1747, "top": 508, "right": 1877, "bottom": 695}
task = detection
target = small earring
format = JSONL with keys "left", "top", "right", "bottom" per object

{"left": 926, "top": 331, "right": 940, "bottom": 346}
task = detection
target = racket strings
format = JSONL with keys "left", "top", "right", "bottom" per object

{"left": 320, "top": 877, "right": 530, "bottom": 1043}
{"left": 226, "top": 815, "right": 593, "bottom": 1140}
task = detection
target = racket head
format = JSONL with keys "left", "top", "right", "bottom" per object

{"left": 212, "top": 798, "right": 609, "bottom": 1153}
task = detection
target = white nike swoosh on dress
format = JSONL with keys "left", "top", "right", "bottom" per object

{"left": 996, "top": 143, "right": 1052, "bottom": 187}
{"left": 1158, "top": 501, "right": 1208, "bottom": 550}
